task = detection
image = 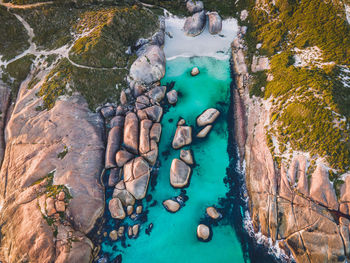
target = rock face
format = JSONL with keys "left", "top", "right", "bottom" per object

{"left": 196, "top": 125, "right": 212, "bottom": 138}
{"left": 186, "top": 0, "right": 204, "bottom": 13}
{"left": 167, "top": 90, "right": 178, "bottom": 104}
{"left": 184, "top": 11, "right": 206, "bottom": 37}
{"left": 197, "top": 224, "right": 210, "bottom": 241}
{"left": 0, "top": 84, "right": 104, "bottom": 262}
{"left": 208, "top": 12, "right": 222, "bottom": 35}
{"left": 232, "top": 37, "right": 349, "bottom": 263}
{"left": 129, "top": 45, "right": 166, "bottom": 86}
{"left": 170, "top": 159, "right": 191, "bottom": 188}
{"left": 163, "top": 199, "right": 180, "bottom": 212}
{"left": 124, "top": 157, "right": 150, "bottom": 200}
{"left": 109, "top": 198, "right": 126, "bottom": 220}
{"left": 172, "top": 126, "right": 192, "bottom": 149}
{"left": 206, "top": 207, "right": 221, "bottom": 220}
{"left": 123, "top": 112, "right": 139, "bottom": 154}
{"left": 180, "top": 149, "right": 194, "bottom": 165}
{"left": 196, "top": 108, "right": 220, "bottom": 126}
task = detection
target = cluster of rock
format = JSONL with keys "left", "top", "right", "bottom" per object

{"left": 196, "top": 207, "right": 222, "bottom": 242}
{"left": 183, "top": 1, "right": 222, "bottom": 37}
{"left": 232, "top": 11, "right": 350, "bottom": 262}
{"left": 46, "top": 191, "right": 67, "bottom": 217}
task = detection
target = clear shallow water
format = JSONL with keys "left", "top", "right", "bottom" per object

{"left": 101, "top": 56, "right": 248, "bottom": 263}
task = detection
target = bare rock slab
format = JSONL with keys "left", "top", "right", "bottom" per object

{"left": 172, "top": 126, "right": 192, "bottom": 149}
{"left": 163, "top": 199, "right": 180, "bottom": 213}
{"left": 184, "top": 11, "right": 206, "bottom": 37}
{"left": 196, "top": 108, "right": 220, "bottom": 126}
{"left": 123, "top": 112, "right": 139, "bottom": 154}
{"left": 170, "top": 159, "right": 191, "bottom": 188}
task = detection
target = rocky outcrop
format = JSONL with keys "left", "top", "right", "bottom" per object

{"left": 186, "top": 0, "right": 204, "bottom": 13}
{"left": 172, "top": 126, "right": 192, "bottom": 149}
{"left": 163, "top": 199, "right": 180, "bottom": 213}
{"left": 208, "top": 12, "right": 222, "bottom": 35}
{"left": 184, "top": 11, "right": 206, "bottom": 37}
{"left": 196, "top": 108, "right": 220, "bottom": 126}
{"left": 197, "top": 224, "right": 210, "bottom": 241}
{"left": 0, "top": 78, "right": 104, "bottom": 262}
{"left": 170, "top": 159, "right": 191, "bottom": 188}
{"left": 129, "top": 45, "right": 166, "bottom": 86}
{"left": 232, "top": 32, "right": 350, "bottom": 262}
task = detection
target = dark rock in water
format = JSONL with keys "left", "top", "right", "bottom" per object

{"left": 123, "top": 112, "right": 139, "bottom": 154}
{"left": 108, "top": 167, "right": 122, "bottom": 187}
{"left": 113, "top": 254, "right": 122, "bottom": 263}
{"left": 146, "top": 194, "right": 152, "bottom": 202}
{"left": 186, "top": 0, "right": 204, "bottom": 13}
{"left": 105, "top": 126, "right": 123, "bottom": 168}
{"left": 208, "top": 12, "right": 222, "bottom": 35}
{"left": 184, "top": 11, "right": 206, "bottom": 37}
{"left": 101, "top": 106, "right": 115, "bottom": 119}
{"left": 150, "top": 200, "right": 157, "bottom": 207}
{"left": 145, "top": 223, "right": 153, "bottom": 235}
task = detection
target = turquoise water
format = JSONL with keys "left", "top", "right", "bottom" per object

{"left": 101, "top": 56, "right": 247, "bottom": 263}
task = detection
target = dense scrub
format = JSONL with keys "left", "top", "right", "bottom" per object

{"left": 245, "top": 0, "right": 350, "bottom": 174}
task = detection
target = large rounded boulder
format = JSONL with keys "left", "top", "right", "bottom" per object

{"left": 196, "top": 108, "right": 220, "bottom": 126}
{"left": 170, "top": 159, "right": 191, "bottom": 188}
{"left": 208, "top": 12, "right": 222, "bottom": 35}
{"left": 183, "top": 11, "right": 206, "bottom": 37}
{"left": 197, "top": 224, "right": 210, "bottom": 241}
{"left": 172, "top": 126, "right": 192, "bottom": 149}
{"left": 129, "top": 45, "right": 166, "bottom": 85}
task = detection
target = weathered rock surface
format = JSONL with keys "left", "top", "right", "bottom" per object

{"left": 146, "top": 86, "right": 166, "bottom": 103}
{"left": 0, "top": 82, "right": 104, "bottom": 262}
{"left": 109, "top": 230, "right": 118, "bottom": 241}
{"left": 139, "top": 119, "right": 153, "bottom": 154}
{"left": 197, "top": 224, "right": 210, "bottom": 241}
{"left": 113, "top": 181, "right": 135, "bottom": 207}
{"left": 144, "top": 105, "right": 163, "bottom": 122}
{"left": 191, "top": 67, "right": 200, "bottom": 76}
{"left": 206, "top": 207, "right": 221, "bottom": 220}
{"left": 167, "top": 89, "right": 178, "bottom": 104}
{"left": 116, "top": 150, "right": 134, "bottom": 167}
{"left": 109, "top": 198, "right": 126, "bottom": 220}
{"left": 123, "top": 112, "right": 139, "bottom": 154}
{"left": 180, "top": 149, "right": 194, "bottom": 165}
{"left": 136, "top": 205, "right": 142, "bottom": 214}
{"left": 163, "top": 199, "right": 180, "bottom": 212}
{"left": 105, "top": 122, "right": 124, "bottom": 168}
{"left": 184, "top": 11, "right": 206, "bottom": 37}
{"left": 196, "top": 125, "right": 212, "bottom": 138}
{"left": 108, "top": 167, "right": 122, "bottom": 187}
{"left": 208, "top": 12, "right": 222, "bottom": 35}
{"left": 197, "top": 108, "right": 220, "bottom": 126}
{"left": 186, "top": 0, "right": 204, "bottom": 13}
{"left": 124, "top": 157, "right": 150, "bottom": 200}
{"left": 172, "top": 126, "right": 192, "bottom": 149}
{"left": 170, "top": 159, "right": 191, "bottom": 188}
{"left": 142, "top": 139, "right": 158, "bottom": 166}
{"left": 150, "top": 123, "right": 162, "bottom": 143}
{"left": 129, "top": 45, "right": 166, "bottom": 86}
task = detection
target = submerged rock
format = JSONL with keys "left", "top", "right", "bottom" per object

{"left": 197, "top": 224, "right": 210, "bottom": 241}
{"left": 208, "top": 12, "right": 222, "bottom": 35}
{"left": 184, "top": 11, "right": 206, "bottom": 37}
{"left": 129, "top": 45, "right": 166, "bottom": 86}
{"left": 206, "top": 207, "right": 221, "bottom": 220}
{"left": 180, "top": 149, "right": 194, "bottom": 165}
{"left": 163, "top": 199, "right": 180, "bottom": 213}
{"left": 170, "top": 159, "right": 191, "bottom": 188}
{"left": 172, "top": 126, "right": 192, "bottom": 149}
{"left": 186, "top": 0, "right": 204, "bottom": 13}
{"left": 109, "top": 198, "right": 126, "bottom": 220}
{"left": 191, "top": 67, "right": 200, "bottom": 76}
{"left": 196, "top": 108, "right": 220, "bottom": 126}
{"left": 167, "top": 90, "right": 178, "bottom": 104}
{"left": 123, "top": 112, "right": 139, "bottom": 154}
{"left": 196, "top": 125, "right": 212, "bottom": 138}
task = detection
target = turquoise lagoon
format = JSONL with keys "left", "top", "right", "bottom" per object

{"left": 100, "top": 56, "right": 253, "bottom": 262}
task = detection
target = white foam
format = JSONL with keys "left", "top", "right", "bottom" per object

{"left": 164, "top": 16, "right": 239, "bottom": 60}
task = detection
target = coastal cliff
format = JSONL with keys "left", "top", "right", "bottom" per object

{"left": 232, "top": 6, "right": 350, "bottom": 261}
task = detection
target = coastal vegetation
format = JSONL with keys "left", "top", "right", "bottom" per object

{"left": 245, "top": 0, "right": 350, "bottom": 178}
